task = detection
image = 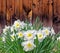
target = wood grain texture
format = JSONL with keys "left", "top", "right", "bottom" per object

{"left": 0, "top": 0, "right": 60, "bottom": 33}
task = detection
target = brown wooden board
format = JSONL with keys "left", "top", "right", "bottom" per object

{"left": 0, "top": 0, "right": 60, "bottom": 33}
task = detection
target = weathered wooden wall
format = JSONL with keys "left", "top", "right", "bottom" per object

{"left": 0, "top": 0, "right": 60, "bottom": 33}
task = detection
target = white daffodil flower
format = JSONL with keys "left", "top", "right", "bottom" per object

{"left": 13, "top": 20, "right": 27, "bottom": 30}
{"left": 24, "top": 30, "right": 37, "bottom": 40}
{"left": 57, "top": 37, "right": 60, "bottom": 41}
{"left": 13, "top": 20, "right": 21, "bottom": 29}
{"left": 21, "top": 41, "right": 36, "bottom": 51}
{"left": 50, "top": 27, "right": 55, "bottom": 35}
{"left": 3, "top": 25, "right": 10, "bottom": 34}
{"left": 42, "top": 27, "right": 50, "bottom": 36}
{"left": 11, "top": 26, "right": 15, "bottom": 32}
{"left": 17, "top": 32, "right": 24, "bottom": 38}
{"left": 37, "top": 30, "right": 46, "bottom": 42}
{"left": 20, "top": 21, "right": 27, "bottom": 29}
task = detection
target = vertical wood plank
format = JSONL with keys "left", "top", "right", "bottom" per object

{"left": 6, "top": 0, "right": 12, "bottom": 25}
{"left": 48, "top": 0, "right": 53, "bottom": 26}
{"left": 15, "top": 0, "right": 20, "bottom": 17}
{"left": 41, "top": 0, "right": 53, "bottom": 27}
{"left": 38, "top": 0, "right": 43, "bottom": 21}
{"left": 54, "top": 0, "right": 57, "bottom": 17}
{"left": 32, "top": 0, "right": 39, "bottom": 15}
{"left": 0, "top": 0, "right": 1, "bottom": 12}
{"left": 32, "top": 0, "right": 39, "bottom": 22}
{"left": 0, "top": 0, "right": 6, "bottom": 33}
{"left": 42, "top": 0, "right": 49, "bottom": 26}
{"left": 19, "top": 0, "right": 23, "bottom": 20}
{"left": 23, "top": 0, "right": 32, "bottom": 21}
{"left": 53, "top": 0, "right": 60, "bottom": 33}
{"left": 57, "top": 0, "right": 60, "bottom": 18}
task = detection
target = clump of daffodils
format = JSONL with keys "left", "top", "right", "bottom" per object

{"left": 21, "top": 41, "right": 36, "bottom": 51}
{"left": 2, "top": 20, "right": 55, "bottom": 52}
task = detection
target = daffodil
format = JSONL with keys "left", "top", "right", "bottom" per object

{"left": 3, "top": 26, "right": 10, "bottom": 34}
{"left": 27, "top": 32, "right": 33, "bottom": 37}
{"left": 17, "top": 32, "right": 23, "bottom": 38}
{"left": 21, "top": 41, "right": 36, "bottom": 51}
{"left": 37, "top": 33, "right": 43, "bottom": 39}
{"left": 37, "top": 30, "right": 46, "bottom": 42}
{"left": 57, "top": 37, "right": 60, "bottom": 41}
{"left": 20, "top": 21, "right": 27, "bottom": 29}
{"left": 14, "top": 20, "right": 20, "bottom": 29}
{"left": 24, "top": 30, "right": 36, "bottom": 40}
{"left": 50, "top": 27, "right": 55, "bottom": 35}
{"left": 42, "top": 28, "right": 50, "bottom": 36}
{"left": 11, "top": 26, "right": 15, "bottom": 32}
{"left": 13, "top": 20, "right": 27, "bottom": 30}
{"left": 44, "top": 29, "right": 50, "bottom": 35}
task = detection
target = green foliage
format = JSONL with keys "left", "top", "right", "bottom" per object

{"left": 53, "top": 33, "right": 60, "bottom": 53}
{"left": 0, "top": 35, "right": 57, "bottom": 53}
{"left": 0, "top": 17, "right": 60, "bottom": 53}
{"left": 32, "top": 16, "right": 43, "bottom": 30}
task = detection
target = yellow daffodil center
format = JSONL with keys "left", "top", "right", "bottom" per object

{"left": 27, "top": 43, "right": 32, "bottom": 48}
{"left": 27, "top": 33, "right": 32, "bottom": 38}
{"left": 37, "top": 33, "right": 43, "bottom": 39}
{"left": 45, "top": 29, "right": 49, "bottom": 35}
{"left": 18, "top": 32, "right": 23, "bottom": 37}
{"left": 15, "top": 22, "right": 20, "bottom": 28}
